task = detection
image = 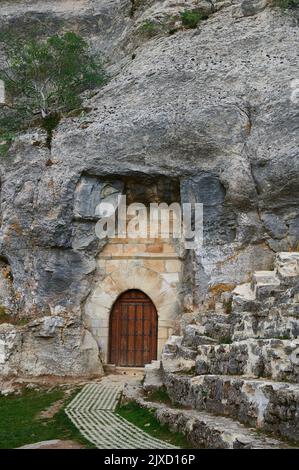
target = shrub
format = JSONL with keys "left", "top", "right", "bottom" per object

{"left": 0, "top": 306, "right": 6, "bottom": 317}
{"left": 219, "top": 336, "right": 233, "bottom": 345}
{"left": 0, "top": 32, "right": 106, "bottom": 149}
{"left": 274, "top": 0, "right": 298, "bottom": 8}
{"left": 0, "top": 111, "right": 23, "bottom": 156}
{"left": 180, "top": 10, "right": 209, "bottom": 29}
{"left": 146, "top": 386, "right": 172, "bottom": 404}
{"left": 138, "top": 20, "right": 158, "bottom": 37}
{"left": 223, "top": 297, "right": 233, "bottom": 315}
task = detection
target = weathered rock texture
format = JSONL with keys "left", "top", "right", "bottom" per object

{"left": 143, "top": 253, "right": 299, "bottom": 446}
{"left": 0, "top": 1, "right": 298, "bottom": 377}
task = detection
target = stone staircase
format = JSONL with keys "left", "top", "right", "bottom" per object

{"left": 142, "top": 252, "right": 299, "bottom": 448}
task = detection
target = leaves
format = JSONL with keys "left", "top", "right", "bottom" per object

{"left": 0, "top": 32, "right": 106, "bottom": 150}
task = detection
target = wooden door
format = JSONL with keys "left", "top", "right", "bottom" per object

{"left": 109, "top": 290, "right": 158, "bottom": 367}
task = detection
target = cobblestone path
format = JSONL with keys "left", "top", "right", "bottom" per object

{"left": 65, "top": 377, "right": 178, "bottom": 449}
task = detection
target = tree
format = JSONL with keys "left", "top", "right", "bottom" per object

{"left": 0, "top": 32, "right": 106, "bottom": 149}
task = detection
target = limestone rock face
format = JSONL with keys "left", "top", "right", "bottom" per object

{"left": 0, "top": 1, "right": 298, "bottom": 376}
{"left": 0, "top": 317, "right": 103, "bottom": 377}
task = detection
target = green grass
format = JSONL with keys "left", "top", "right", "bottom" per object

{"left": 0, "top": 308, "right": 31, "bottom": 326}
{"left": 0, "top": 131, "right": 15, "bottom": 157}
{"left": 146, "top": 386, "right": 172, "bottom": 404}
{"left": 115, "top": 401, "right": 194, "bottom": 448}
{"left": 218, "top": 336, "right": 233, "bottom": 345}
{"left": 180, "top": 10, "right": 209, "bottom": 29}
{"left": 0, "top": 387, "right": 93, "bottom": 449}
{"left": 138, "top": 20, "right": 159, "bottom": 37}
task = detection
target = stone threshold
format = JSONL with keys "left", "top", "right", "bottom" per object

{"left": 104, "top": 364, "right": 145, "bottom": 376}
{"left": 99, "top": 253, "right": 181, "bottom": 260}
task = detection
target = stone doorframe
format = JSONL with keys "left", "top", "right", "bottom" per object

{"left": 84, "top": 264, "right": 181, "bottom": 364}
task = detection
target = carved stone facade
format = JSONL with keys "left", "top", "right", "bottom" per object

{"left": 85, "top": 237, "right": 182, "bottom": 363}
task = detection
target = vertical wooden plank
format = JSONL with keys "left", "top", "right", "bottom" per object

{"left": 135, "top": 302, "right": 143, "bottom": 366}
{"left": 151, "top": 304, "right": 158, "bottom": 361}
{"left": 127, "top": 303, "right": 135, "bottom": 366}
{"left": 143, "top": 303, "right": 150, "bottom": 365}
{"left": 120, "top": 302, "right": 127, "bottom": 366}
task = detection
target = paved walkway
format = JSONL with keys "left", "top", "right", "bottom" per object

{"left": 65, "top": 376, "right": 178, "bottom": 449}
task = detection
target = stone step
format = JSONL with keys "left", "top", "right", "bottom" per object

{"left": 184, "top": 313, "right": 231, "bottom": 342}
{"left": 233, "top": 282, "right": 255, "bottom": 302}
{"left": 151, "top": 360, "right": 161, "bottom": 367}
{"left": 161, "top": 335, "right": 197, "bottom": 373}
{"left": 231, "top": 309, "right": 299, "bottom": 341}
{"left": 252, "top": 271, "right": 280, "bottom": 287}
{"left": 162, "top": 335, "right": 183, "bottom": 358}
{"left": 162, "top": 373, "right": 299, "bottom": 443}
{"left": 232, "top": 252, "right": 299, "bottom": 311}
{"left": 182, "top": 324, "right": 219, "bottom": 348}
{"left": 195, "top": 339, "right": 298, "bottom": 383}
{"left": 136, "top": 398, "right": 294, "bottom": 449}
{"left": 162, "top": 355, "right": 196, "bottom": 374}
{"left": 143, "top": 360, "right": 163, "bottom": 391}
{"left": 104, "top": 365, "right": 144, "bottom": 377}
{"left": 104, "top": 364, "right": 116, "bottom": 374}
{"left": 251, "top": 271, "right": 281, "bottom": 300}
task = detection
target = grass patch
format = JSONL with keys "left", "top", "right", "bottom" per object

{"left": 0, "top": 308, "right": 31, "bottom": 326}
{"left": 0, "top": 387, "right": 93, "bottom": 449}
{"left": 218, "top": 336, "right": 233, "bottom": 345}
{"left": 146, "top": 386, "right": 172, "bottom": 404}
{"left": 180, "top": 367, "right": 196, "bottom": 376}
{"left": 138, "top": 20, "right": 159, "bottom": 37}
{"left": 0, "top": 132, "right": 15, "bottom": 157}
{"left": 180, "top": 10, "right": 209, "bottom": 29}
{"left": 223, "top": 297, "right": 233, "bottom": 315}
{"left": 116, "top": 401, "right": 193, "bottom": 448}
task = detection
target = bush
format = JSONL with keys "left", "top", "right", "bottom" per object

{"left": 0, "top": 110, "right": 23, "bottom": 156}
{"left": 219, "top": 336, "right": 233, "bottom": 345}
{"left": 0, "top": 32, "right": 106, "bottom": 149}
{"left": 274, "top": 0, "right": 298, "bottom": 8}
{"left": 138, "top": 20, "right": 159, "bottom": 37}
{"left": 180, "top": 10, "right": 209, "bottom": 29}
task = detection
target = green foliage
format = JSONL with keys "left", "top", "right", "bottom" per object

{"left": 274, "top": 0, "right": 298, "bottom": 8}
{"left": 146, "top": 386, "right": 172, "bottom": 404}
{"left": 0, "top": 387, "right": 92, "bottom": 448}
{"left": 219, "top": 336, "right": 233, "bottom": 345}
{"left": 116, "top": 401, "right": 193, "bottom": 448}
{"left": 41, "top": 112, "right": 61, "bottom": 149}
{"left": 138, "top": 20, "right": 158, "bottom": 37}
{"left": 0, "top": 306, "right": 7, "bottom": 317}
{"left": 180, "top": 9, "right": 209, "bottom": 29}
{"left": 223, "top": 297, "right": 233, "bottom": 315}
{"left": 0, "top": 111, "right": 22, "bottom": 157}
{"left": 0, "top": 307, "right": 30, "bottom": 326}
{"left": 0, "top": 132, "right": 15, "bottom": 157}
{"left": 0, "top": 32, "right": 106, "bottom": 150}
{"left": 181, "top": 367, "right": 196, "bottom": 376}
{"left": 276, "top": 334, "right": 291, "bottom": 340}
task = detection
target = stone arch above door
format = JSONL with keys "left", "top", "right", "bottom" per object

{"left": 84, "top": 264, "right": 181, "bottom": 363}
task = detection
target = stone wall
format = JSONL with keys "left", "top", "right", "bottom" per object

{"left": 85, "top": 237, "right": 182, "bottom": 362}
